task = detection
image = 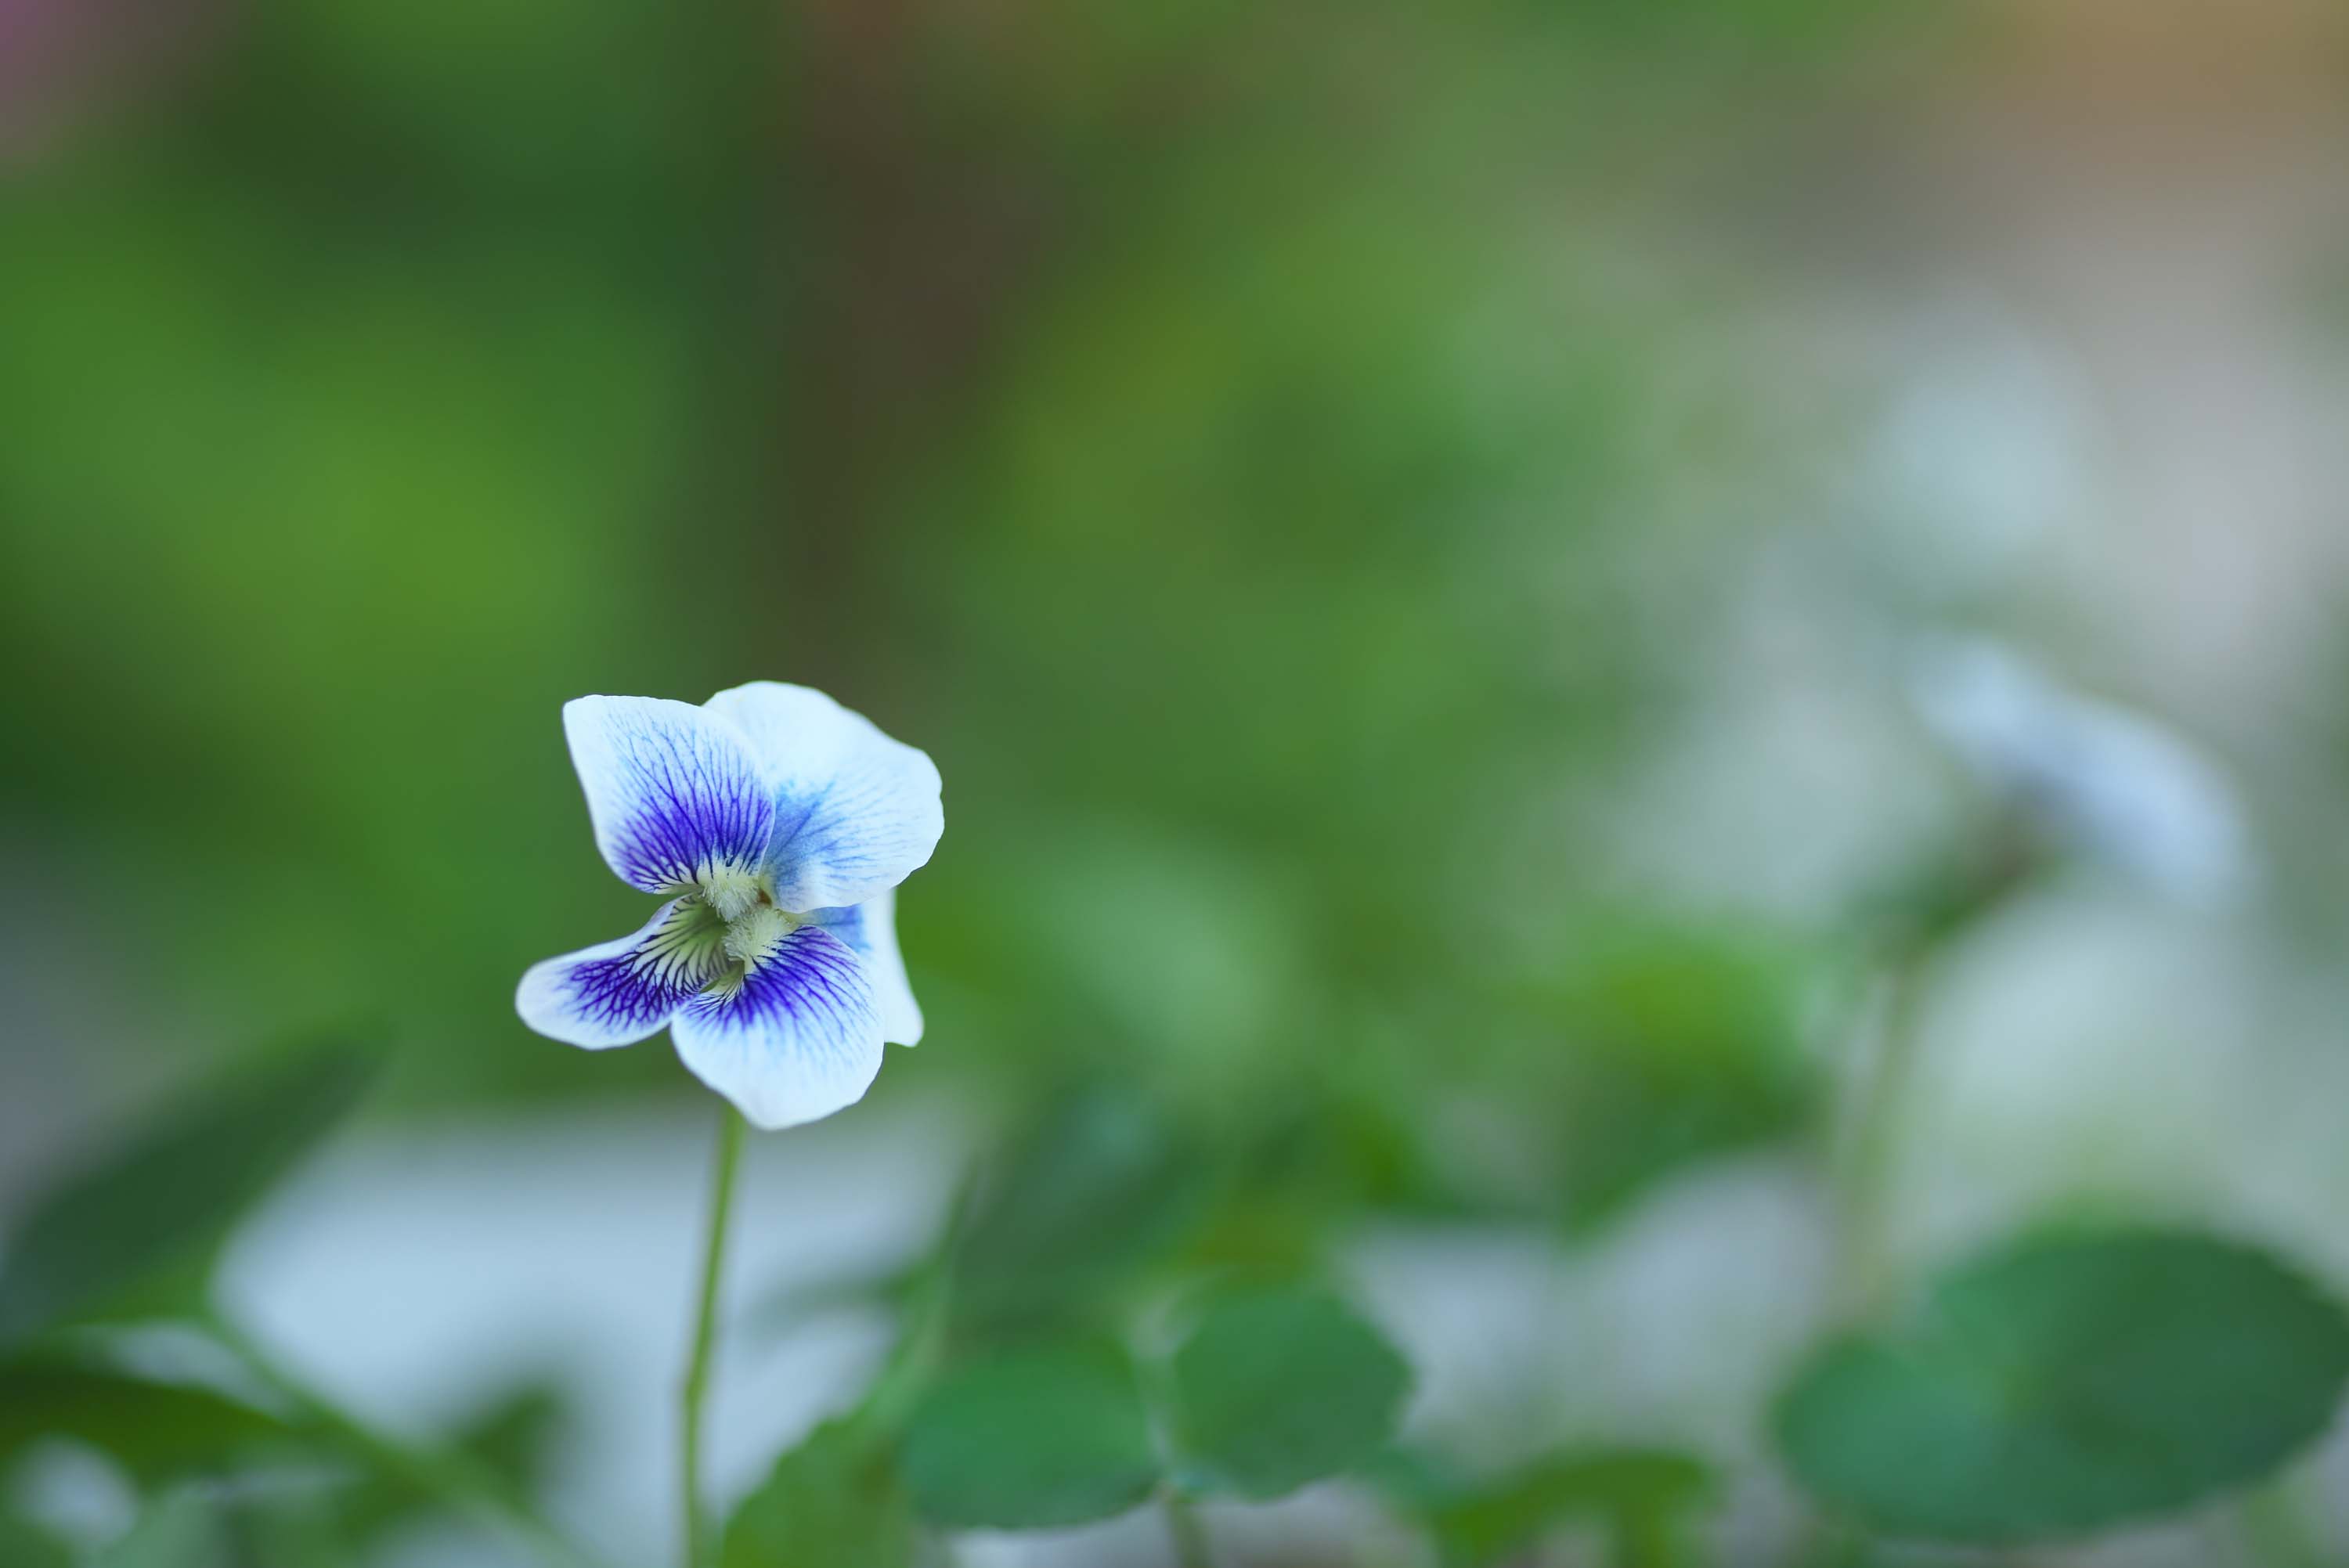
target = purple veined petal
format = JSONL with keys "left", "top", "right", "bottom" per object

{"left": 669, "top": 925, "right": 884, "bottom": 1130}
{"left": 804, "top": 885, "right": 923, "bottom": 1047}
{"left": 701, "top": 682, "right": 943, "bottom": 913}
{"left": 516, "top": 898, "right": 727, "bottom": 1049}
{"left": 563, "top": 695, "right": 777, "bottom": 896}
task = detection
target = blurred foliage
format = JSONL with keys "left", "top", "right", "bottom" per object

{"left": 895, "top": 1276, "right": 1415, "bottom": 1530}
{"left": 1510, "top": 920, "right": 1829, "bottom": 1231}
{"left": 93, "top": 1493, "right": 233, "bottom": 1568}
{"left": 0, "top": 1352, "right": 298, "bottom": 1487}
{"left": 722, "top": 1421, "right": 918, "bottom": 1568}
{"left": 0, "top": 0, "right": 1943, "bottom": 1117}
{"left": 900, "top": 1339, "right": 1162, "bottom": 1530}
{"left": 1380, "top": 1447, "right": 1715, "bottom": 1568}
{"left": 945, "top": 1087, "right": 1214, "bottom": 1337}
{"left": 0, "top": 23, "right": 1910, "bottom": 1554}
{"left": 1164, "top": 1284, "right": 1412, "bottom": 1501}
{"left": 0, "top": 1043, "right": 377, "bottom": 1346}
{"left": 2, "top": 1015, "right": 2343, "bottom": 1564}
{"left": 19, "top": 0, "right": 2349, "bottom": 1563}
{"left": 0, "top": 1509, "right": 76, "bottom": 1568}
{"left": 1775, "top": 1230, "right": 2349, "bottom": 1542}
{"left": 0, "top": 1045, "right": 573, "bottom": 1566}
{"left": 331, "top": 1379, "right": 571, "bottom": 1554}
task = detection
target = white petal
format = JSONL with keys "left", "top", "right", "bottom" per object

{"left": 516, "top": 899, "right": 724, "bottom": 1049}
{"left": 805, "top": 886, "right": 924, "bottom": 1046}
{"left": 1907, "top": 638, "right": 2253, "bottom": 907}
{"left": 701, "top": 682, "right": 943, "bottom": 913}
{"left": 668, "top": 927, "right": 885, "bottom": 1129}
{"left": 562, "top": 695, "right": 776, "bottom": 895}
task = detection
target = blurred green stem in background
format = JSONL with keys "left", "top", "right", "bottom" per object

{"left": 1831, "top": 950, "right": 1936, "bottom": 1313}
{"left": 1835, "top": 840, "right": 2037, "bottom": 1311}
{"left": 205, "top": 1312, "right": 604, "bottom": 1568}
{"left": 1160, "top": 1488, "right": 1218, "bottom": 1568}
{"left": 682, "top": 1105, "right": 748, "bottom": 1568}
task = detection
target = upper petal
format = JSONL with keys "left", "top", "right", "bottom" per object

{"left": 668, "top": 926, "right": 885, "bottom": 1129}
{"left": 516, "top": 898, "right": 725, "bottom": 1049}
{"left": 805, "top": 886, "right": 924, "bottom": 1047}
{"left": 701, "top": 683, "right": 943, "bottom": 912}
{"left": 563, "top": 695, "right": 776, "bottom": 894}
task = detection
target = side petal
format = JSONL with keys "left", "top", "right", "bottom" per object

{"left": 702, "top": 682, "right": 944, "bottom": 912}
{"left": 805, "top": 887, "right": 924, "bottom": 1047}
{"left": 669, "top": 927, "right": 885, "bottom": 1129}
{"left": 516, "top": 899, "right": 726, "bottom": 1049}
{"left": 563, "top": 695, "right": 776, "bottom": 894}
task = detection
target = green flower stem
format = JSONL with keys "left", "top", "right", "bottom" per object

{"left": 1831, "top": 950, "right": 1936, "bottom": 1312}
{"left": 1833, "top": 834, "right": 2038, "bottom": 1310}
{"left": 207, "top": 1314, "right": 604, "bottom": 1568}
{"left": 1160, "top": 1489, "right": 1217, "bottom": 1568}
{"left": 681, "top": 1105, "right": 749, "bottom": 1568}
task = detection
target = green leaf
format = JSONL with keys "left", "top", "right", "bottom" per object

{"left": 0, "top": 1510, "right": 73, "bottom": 1568}
{"left": 334, "top": 1379, "right": 566, "bottom": 1548}
{"left": 1167, "top": 1284, "right": 1411, "bottom": 1499}
{"left": 1412, "top": 1449, "right": 1714, "bottom": 1568}
{"left": 952, "top": 1087, "right": 1208, "bottom": 1331}
{"left": 902, "top": 1341, "right": 1162, "bottom": 1530}
{"left": 1774, "top": 1228, "right": 2349, "bottom": 1541}
{"left": 94, "top": 1492, "right": 233, "bottom": 1568}
{"left": 723, "top": 1420, "right": 917, "bottom": 1568}
{"left": 0, "top": 1043, "right": 379, "bottom": 1345}
{"left": 0, "top": 1354, "right": 301, "bottom": 1483}
{"left": 1538, "top": 925, "right": 1821, "bottom": 1232}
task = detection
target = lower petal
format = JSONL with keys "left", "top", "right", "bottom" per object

{"left": 669, "top": 926, "right": 884, "bottom": 1129}
{"left": 516, "top": 899, "right": 724, "bottom": 1049}
{"left": 805, "top": 887, "right": 924, "bottom": 1047}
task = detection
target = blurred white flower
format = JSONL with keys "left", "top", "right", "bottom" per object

{"left": 1906, "top": 639, "right": 2253, "bottom": 907}
{"left": 517, "top": 685, "right": 942, "bottom": 1129}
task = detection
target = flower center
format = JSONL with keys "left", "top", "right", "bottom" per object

{"left": 700, "top": 863, "right": 766, "bottom": 922}
{"left": 629, "top": 873, "right": 801, "bottom": 1004}
{"left": 720, "top": 903, "right": 795, "bottom": 966}
{"left": 699, "top": 867, "right": 800, "bottom": 978}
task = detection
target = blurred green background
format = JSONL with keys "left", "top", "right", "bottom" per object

{"left": 0, "top": 0, "right": 1929, "bottom": 1137}
{"left": 13, "top": 0, "right": 2349, "bottom": 1562}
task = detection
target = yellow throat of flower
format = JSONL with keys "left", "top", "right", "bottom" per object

{"left": 699, "top": 863, "right": 767, "bottom": 922}
{"left": 721, "top": 904, "right": 795, "bottom": 967}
